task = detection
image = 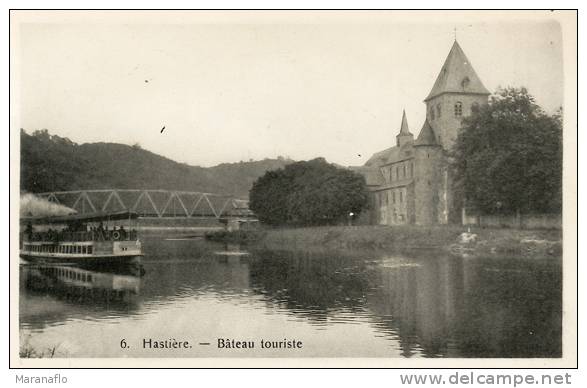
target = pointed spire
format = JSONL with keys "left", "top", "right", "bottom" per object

{"left": 396, "top": 110, "right": 414, "bottom": 147}
{"left": 399, "top": 109, "right": 411, "bottom": 135}
{"left": 424, "top": 40, "right": 490, "bottom": 102}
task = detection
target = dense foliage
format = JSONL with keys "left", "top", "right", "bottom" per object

{"left": 20, "top": 129, "right": 292, "bottom": 198}
{"left": 249, "top": 158, "right": 369, "bottom": 226}
{"left": 452, "top": 87, "right": 562, "bottom": 215}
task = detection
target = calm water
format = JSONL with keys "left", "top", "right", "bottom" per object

{"left": 19, "top": 237, "right": 562, "bottom": 358}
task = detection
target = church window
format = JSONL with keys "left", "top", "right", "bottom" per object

{"left": 410, "top": 162, "right": 414, "bottom": 177}
{"left": 403, "top": 164, "right": 406, "bottom": 178}
{"left": 396, "top": 166, "right": 400, "bottom": 179}
{"left": 400, "top": 191, "right": 403, "bottom": 203}
{"left": 430, "top": 107, "right": 435, "bottom": 120}
{"left": 437, "top": 104, "right": 441, "bottom": 117}
{"left": 392, "top": 191, "right": 396, "bottom": 204}
{"left": 454, "top": 102, "right": 463, "bottom": 117}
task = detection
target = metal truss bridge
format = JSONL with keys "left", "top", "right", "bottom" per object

{"left": 36, "top": 189, "right": 253, "bottom": 219}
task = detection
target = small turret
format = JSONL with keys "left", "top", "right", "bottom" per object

{"left": 396, "top": 110, "right": 414, "bottom": 147}
{"left": 414, "top": 120, "right": 439, "bottom": 147}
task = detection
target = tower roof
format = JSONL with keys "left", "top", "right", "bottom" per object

{"left": 397, "top": 109, "right": 411, "bottom": 136}
{"left": 415, "top": 120, "right": 439, "bottom": 146}
{"left": 424, "top": 40, "right": 490, "bottom": 102}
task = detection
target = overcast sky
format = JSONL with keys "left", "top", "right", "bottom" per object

{"left": 16, "top": 11, "right": 565, "bottom": 167}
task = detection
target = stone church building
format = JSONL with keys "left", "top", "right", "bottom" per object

{"left": 356, "top": 40, "right": 490, "bottom": 225}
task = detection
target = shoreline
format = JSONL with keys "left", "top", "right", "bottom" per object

{"left": 207, "top": 224, "right": 562, "bottom": 258}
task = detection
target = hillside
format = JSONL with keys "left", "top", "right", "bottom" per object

{"left": 20, "top": 129, "right": 293, "bottom": 199}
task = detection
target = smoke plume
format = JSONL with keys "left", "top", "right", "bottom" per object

{"left": 20, "top": 194, "right": 76, "bottom": 217}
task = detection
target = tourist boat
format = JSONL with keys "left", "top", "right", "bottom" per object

{"left": 20, "top": 210, "right": 143, "bottom": 266}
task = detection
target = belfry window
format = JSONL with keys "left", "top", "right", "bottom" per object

{"left": 430, "top": 107, "right": 435, "bottom": 120}
{"left": 454, "top": 102, "right": 463, "bottom": 117}
{"left": 437, "top": 104, "right": 441, "bottom": 117}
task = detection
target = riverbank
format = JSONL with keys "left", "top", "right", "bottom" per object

{"left": 206, "top": 224, "right": 562, "bottom": 257}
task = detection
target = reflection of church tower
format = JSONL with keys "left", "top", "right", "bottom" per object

{"left": 424, "top": 40, "right": 490, "bottom": 150}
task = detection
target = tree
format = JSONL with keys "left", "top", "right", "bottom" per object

{"left": 249, "top": 158, "right": 369, "bottom": 226}
{"left": 452, "top": 87, "right": 562, "bottom": 215}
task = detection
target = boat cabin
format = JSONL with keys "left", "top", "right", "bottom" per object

{"left": 20, "top": 210, "right": 142, "bottom": 264}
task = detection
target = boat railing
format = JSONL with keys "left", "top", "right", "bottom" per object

{"left": 23, "top": 229, "right": 138, "bottom": 243}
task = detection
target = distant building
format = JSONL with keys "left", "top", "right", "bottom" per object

{"left": 355, "top": 40, "right": 489, "bottom": 225}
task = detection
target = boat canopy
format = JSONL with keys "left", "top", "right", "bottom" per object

{"left": 21, "top": 210, "right": 139, "bottom": 225}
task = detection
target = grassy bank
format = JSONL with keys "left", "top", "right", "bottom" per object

{"left": 206, "top": 224, "right": 562, "bottom": 257}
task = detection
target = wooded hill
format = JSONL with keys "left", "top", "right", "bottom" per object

{"left": 20, "top": 129, "right": 293, "bottom": 199}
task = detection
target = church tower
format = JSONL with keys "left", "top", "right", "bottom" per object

{"left": 424, "top": 40, "right": 490, "bottom": 150}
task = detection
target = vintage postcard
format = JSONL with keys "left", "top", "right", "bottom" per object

{"left": 9, "top": 10, "right": 577, "bottom": 368}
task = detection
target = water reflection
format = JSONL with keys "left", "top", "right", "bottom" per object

{"left": 20, "top": 263, "right": 143, "bottom": 331}
{"left": 246, "top": 250, "right": 562, "bottom": 358}
{"left": 19, "top": 238, "right": 562, "bottom": 358}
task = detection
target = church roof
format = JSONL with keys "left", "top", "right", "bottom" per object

{"left": 398, "top": 109, "right": 411, "bottom": 135}
{"left": 364, "top": 146, "right": 400, "bottom": 166}
{"left": 424, "top": 40, "right": 490, "bottom": 102}
{"left": 415, "top": 120, "right": 439, "bottom": 146}
{"left": 349, "top": 166, "right": 384, "bottom": 186}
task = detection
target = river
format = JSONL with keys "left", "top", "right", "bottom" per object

{"left": 19, "top": 236, "right": 562, "bottom": 358}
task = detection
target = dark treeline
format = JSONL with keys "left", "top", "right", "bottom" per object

{"left": 20, "top": 129, "right": 292, "bottom": 198}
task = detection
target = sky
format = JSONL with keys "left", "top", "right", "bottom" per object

{"left": 15, "top": 11, "right": 565, "bottom": 167}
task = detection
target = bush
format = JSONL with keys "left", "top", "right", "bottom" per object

{"left": 249, "top": 158, "right": 368, "bottom": 226}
